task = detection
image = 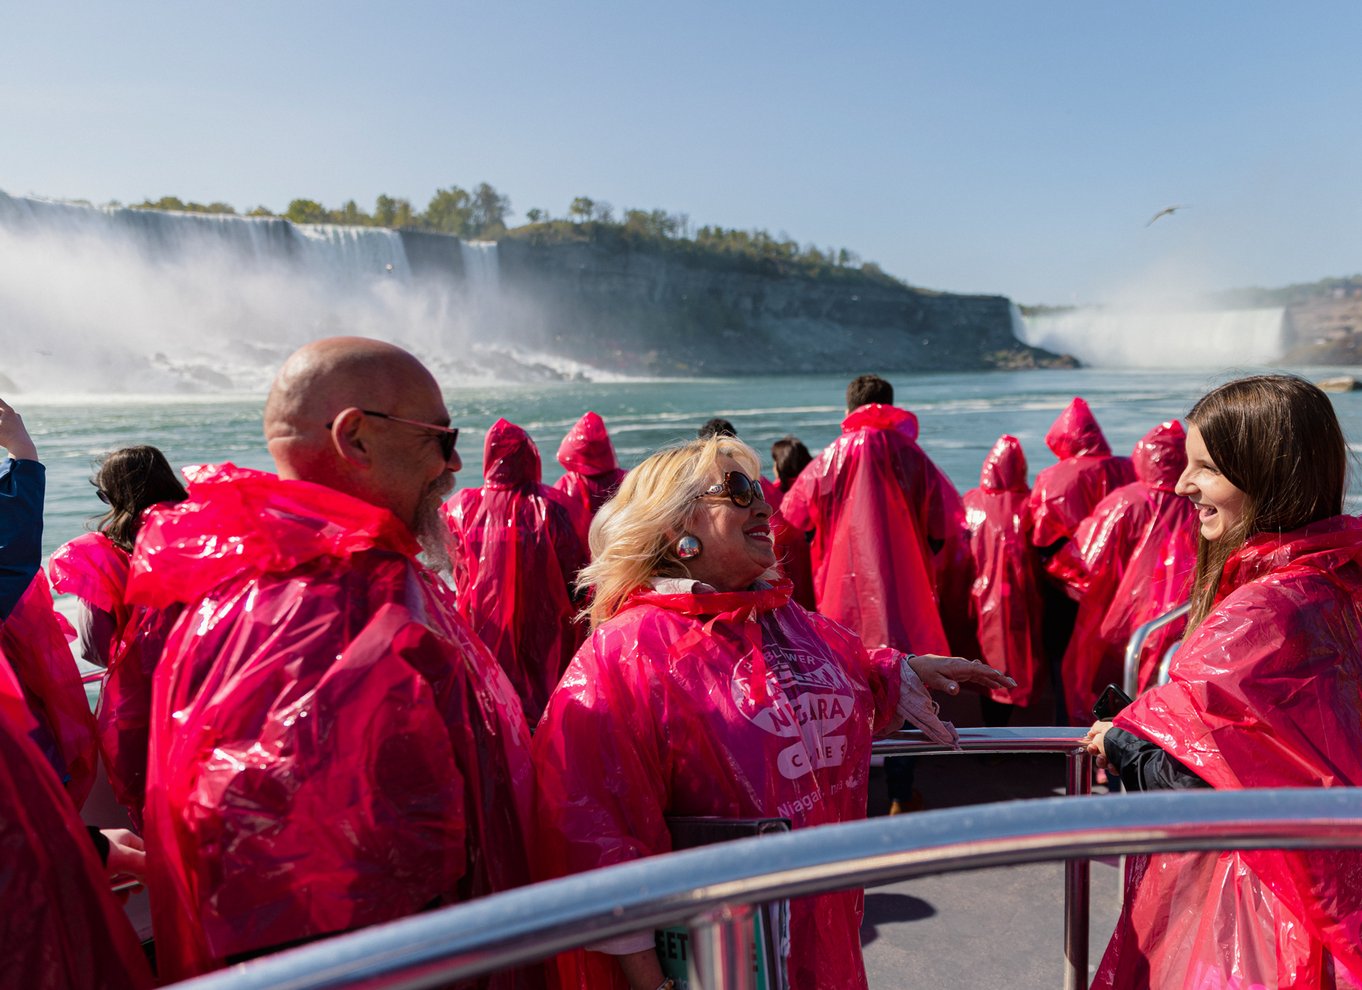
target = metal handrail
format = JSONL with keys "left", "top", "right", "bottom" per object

{"left": 1122, "top": 601, "right": 1190, "bottom": 697}
{"left": 171, "top": 787, "right": 1362, "bottom": 990}
{"left": 873, "top": 725, "right": 1088, "bottom": 757}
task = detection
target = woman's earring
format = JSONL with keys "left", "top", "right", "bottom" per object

{"left": 676, "top": 535, "right": 703, "bottom": 559}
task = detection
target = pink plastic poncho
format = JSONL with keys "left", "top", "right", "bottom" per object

{"left": 962, "top": 436, "right": 1044, "bottom": 707}
{"left": 1028, "top": 397, "right": 1136, "bottom": 549}
{"left": 49, "top": 532, "right": 163, "bottom": 828}
{"left": 1047, "top": 422, "right": 1196, "bottom": 720}
{"left": 780, "top": 404, "right": 950, "bottom": 654}
{"left": 553, "top": 411, "right": 628, "bottom": 529}
{"left": 95, "top": 604, "right": 180, "bottom": 833}
{"left": 534, "top": 579, "right": 904, "bottom": 990}
{"left": 768, "top": 485, "right": 817, "bottom": 610}
{"left": 48, "top": 532, "right": 133, "bottom": 646}
{"left": 0, "top": 569, "right": 98, "bottom": 808}
{"left": 446, "top": 419, "right": 588, "bottom": 725}
{"left": 0, "top": 648, "right": 153, "bottom": 990}
{"left": 128, "top": 463, "right": 538, "bottom": 983}
{"left": 1096, "top": 515, "right": 1362, "bottom": 988}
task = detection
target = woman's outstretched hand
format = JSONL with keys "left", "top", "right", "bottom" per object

{"left": 908, "top": 655, "right": 1016, "bottom": 695}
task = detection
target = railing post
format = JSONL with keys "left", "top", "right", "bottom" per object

{"left": 1063, "top": 747, "right": 1093, "bottom": 990}
{"left": 1122, "top": 601, "right": 1190, "bottom": 697}
{"left": 687, "top": 903, "right": 758, "bottom": 990}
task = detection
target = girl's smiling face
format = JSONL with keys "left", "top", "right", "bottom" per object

{"left": 1176, "top": 424, "right": 1249, "bottom": 543}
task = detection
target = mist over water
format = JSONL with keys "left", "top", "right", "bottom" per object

{"left": 1018, "top": 307, "right": 1286, "bottom": 368}
{"left": 0, "top": 192, "right": 599, "bottom": 395}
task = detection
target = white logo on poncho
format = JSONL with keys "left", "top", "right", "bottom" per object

{"left": 730, "top": 648, "right": 854, "bottom": 780}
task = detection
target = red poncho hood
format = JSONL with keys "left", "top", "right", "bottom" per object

{"left": 979, "top": 434, "right": 1029, "bottom": 493}
{"left": 484, "top": 418, "right": 541, "bottom": 490}
{"left": 556, "top": 411, "right": 620, "bottom": 477}
{"left": 1130, "top": 420, "right": 1186, "bottom": 492}
{"left": 1045, "top": 397, "right": 1112, "bottom": 459}
{"left": 126, "top": 463, "right": 418, "bottom": 609}
{"left": 842, "top": 402, "right": 919, "bottom": 439}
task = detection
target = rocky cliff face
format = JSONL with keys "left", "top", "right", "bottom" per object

{"left": 491, "top": 236, "right": 1066, "bottom": 375}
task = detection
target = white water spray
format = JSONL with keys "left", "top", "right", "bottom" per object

{"left": 0, "top": 192, "right": 566, "bottom": 394}
{"left": 1018, "top": 306, "right": 1285, "bottom": 368}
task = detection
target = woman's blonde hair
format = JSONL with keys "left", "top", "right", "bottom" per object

{"left": 579, "top": 435, "right": 764, "bottom": 628}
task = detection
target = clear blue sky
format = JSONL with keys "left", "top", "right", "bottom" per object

{"left": 3, "top": 1, "right": 1359, "bottom": 304}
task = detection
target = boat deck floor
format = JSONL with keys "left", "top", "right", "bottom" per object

{"left": 862, "top": 754, "right": 1121, "bottom": 988}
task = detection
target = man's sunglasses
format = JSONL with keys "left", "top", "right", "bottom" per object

{"left": 692, "top": 471, "right": 766, "bottom": 509}
{"left": 326, "top": 409, "right": 460, "bottom": 461}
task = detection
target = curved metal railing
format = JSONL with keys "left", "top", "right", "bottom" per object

{"left": 1121, "top": 601, "right": 1190, "bottom": 697}
{"left": 170, "top": 787, "right": 1362, "bottom": 990}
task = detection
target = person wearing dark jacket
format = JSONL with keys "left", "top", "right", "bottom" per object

{"left": 1085, "top": 375, "right": 1362, "bottom": 986}
{"left": 0, "top": 397, "right": 42, "bottom": 620}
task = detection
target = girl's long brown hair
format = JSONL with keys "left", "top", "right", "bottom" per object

{"left": 93, "top": 446, "right": 189, "bottom": 552}
{"left": 1184, "top": 375, "right": 1347, "bottom": 633}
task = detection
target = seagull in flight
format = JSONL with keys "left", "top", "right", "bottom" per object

{"left": 1147, "top": 204, "right": 1190, "bottom": 227}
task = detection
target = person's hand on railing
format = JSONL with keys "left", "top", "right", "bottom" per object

{"left": 101, "top": 828, "right": 147, "bottom": 884}
{"left": 908, "top": 655, "right": 1015, "bottom": 696}
{"left": 1082, "top": 721, "right": 1113, "bottom": 769}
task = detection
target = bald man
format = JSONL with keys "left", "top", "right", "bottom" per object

{"left": 129, "top": 338, "right": 540, "bottom": 985}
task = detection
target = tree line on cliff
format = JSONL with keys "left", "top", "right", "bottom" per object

{"left": 126, "top": 183, "right": 897, "bottom": 285}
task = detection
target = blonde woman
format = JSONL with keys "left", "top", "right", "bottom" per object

{"left": 533, "top": 435, "right": 1012, "bottom": 990}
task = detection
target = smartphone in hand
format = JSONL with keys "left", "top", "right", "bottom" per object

{"left": 1092, "top": 683, "right": 1133, "bottom": 721}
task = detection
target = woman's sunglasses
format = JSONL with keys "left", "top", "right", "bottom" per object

{"left": 692, "top": 471, "right": 765, "bottom": 508}
{"left": 326, "top": 409, "right": 460, "bottom": 461}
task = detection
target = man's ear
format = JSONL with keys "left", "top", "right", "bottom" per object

{"left": 330, "top": 407, "right": 372, "bottom": 467}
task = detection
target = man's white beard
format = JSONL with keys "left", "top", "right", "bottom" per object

{"left": 414, "top": 473, "right": 456, "bottom": 576}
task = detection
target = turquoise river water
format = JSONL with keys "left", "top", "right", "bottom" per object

{"left": 16, "top": 366, "right": 1362, "bottom": 564}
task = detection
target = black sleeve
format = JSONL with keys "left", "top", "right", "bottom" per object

{"left": 86, "top": 826, "right": 111, "bottom": 865}
{"left": 1103, "top": 726, "right": 1210, "bottom": 792}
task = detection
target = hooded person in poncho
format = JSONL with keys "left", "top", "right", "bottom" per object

{"left": 1049, "top": 420, "right": 1197, "bottom": 722}
{"left": 780, "top": 375, "right": 956, "bottom": 656}
{"left": 1085, "top": 376, "right": 1362, "bottom": 987}
{"left": 445, "top": 418, "right": 589, "bottom": 725}
{"left": 131, "top": 338, "right": 541, "bottom": 985}
{"left": 1027, "top": 396, "right": 1135, "bottom": 722}
{"left": 962, "top": 435, "right": 1045, "bottom": 714}
{"left": 553, "top": 410, "right": 627, "bottom": 533}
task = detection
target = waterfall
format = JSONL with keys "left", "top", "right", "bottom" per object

{"left": 0, "top": 191, "right": 536, "bottom": 393}
{"left": 1017, "top": 306, "right": 1286, "bottom": 368}
{"left": 459, "top": 240, "right": 501, "bottom": 298}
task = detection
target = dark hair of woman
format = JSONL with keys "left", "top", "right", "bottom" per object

{"left": 1185, "top": 374, "right": 1347, "bottom": 632}
{"left": 92, "top": 445, "right": 189, "bottom": 552}
{"left": 771, "top": 435, "right": 813, "bottom": 490}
